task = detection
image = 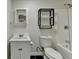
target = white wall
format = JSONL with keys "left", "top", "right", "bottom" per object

{"left": 12, "top": 0, "right": 72, "bottom": 51}
{"left": 7, "top": 0, "right": 14, "bottom": 40}
{"left": 7, "top": 0, "right": 14, "bottom": 58}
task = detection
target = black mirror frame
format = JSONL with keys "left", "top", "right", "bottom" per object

{"left": 38, "top": 8, "right": 54, "bottom": 29}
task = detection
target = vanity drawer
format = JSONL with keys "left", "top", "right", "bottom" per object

{"left": 11, "top": 41, "right": 30, "bottom": 47}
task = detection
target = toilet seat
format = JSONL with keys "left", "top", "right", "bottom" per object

{"left": 44, "top": 48, "right": 63, "bottom": 59}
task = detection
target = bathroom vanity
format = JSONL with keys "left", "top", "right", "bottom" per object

{"left": 9, "top": 34, "right": 31, "bottom": 59}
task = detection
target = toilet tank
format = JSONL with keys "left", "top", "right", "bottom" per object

{"left": 40, "top": 36, "right": 52, "bottom": 48}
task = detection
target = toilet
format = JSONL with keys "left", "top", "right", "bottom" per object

{"left": 40, "top": 36, "right": 63, "bottom": 59}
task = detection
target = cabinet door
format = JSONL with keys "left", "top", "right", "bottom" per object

{"left": 11, "top": 45, "right": 30, "bottom": 59}
{"left": 11, "top": 46, "right": 21, "bottom": 59}
{"left": 21, "top": 47, "right": 30, "bottom": 59}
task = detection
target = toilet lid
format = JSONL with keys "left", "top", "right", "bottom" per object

{"left": 45, "top": 48, "right": 63, "bottom": 59}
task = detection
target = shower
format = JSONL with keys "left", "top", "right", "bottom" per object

{"left": 64, "top": 0, "right": 72, "bottom": 50}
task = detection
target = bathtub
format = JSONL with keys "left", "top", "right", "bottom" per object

{"left": 56, "top": 44, "right": 72, "bottom": 59}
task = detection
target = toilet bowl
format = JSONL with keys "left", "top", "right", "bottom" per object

{"left": 39, "top": 36, "right": 63, "bottom": 59}
{"left": 44, "top": 48, "right": 63, "bottom": 59}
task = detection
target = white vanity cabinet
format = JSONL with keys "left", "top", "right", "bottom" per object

{"left": 10, "top": 40, "right": 31, "bottom": 59}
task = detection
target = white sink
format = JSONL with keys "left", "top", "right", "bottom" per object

{"left": 10, "top": 33, "right": 31, "bottom": 42}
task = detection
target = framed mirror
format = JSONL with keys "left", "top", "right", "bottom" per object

{"left": 38, "top": 8, "right": 54, "bottom": 29}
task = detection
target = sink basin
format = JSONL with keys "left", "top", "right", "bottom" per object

{"left": 13, "top": 34, "right": 28, "bottom": 39}
{"left": 9, "top": 33, "right": 31, "bottom": 42}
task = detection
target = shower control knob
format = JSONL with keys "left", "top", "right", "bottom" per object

{"left": 64, "top": 25, "right": 69, "bottom": 29}
{"left": 18, "top": 48, "right": 22, "bottom": 51}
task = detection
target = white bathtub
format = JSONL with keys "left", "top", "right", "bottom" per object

{"left": 56, "top": 44, "right": 72, "bottom": 59}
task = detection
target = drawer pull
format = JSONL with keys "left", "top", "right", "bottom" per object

{"left": 18, "top": 48, "right": 22, "bottom": 51}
